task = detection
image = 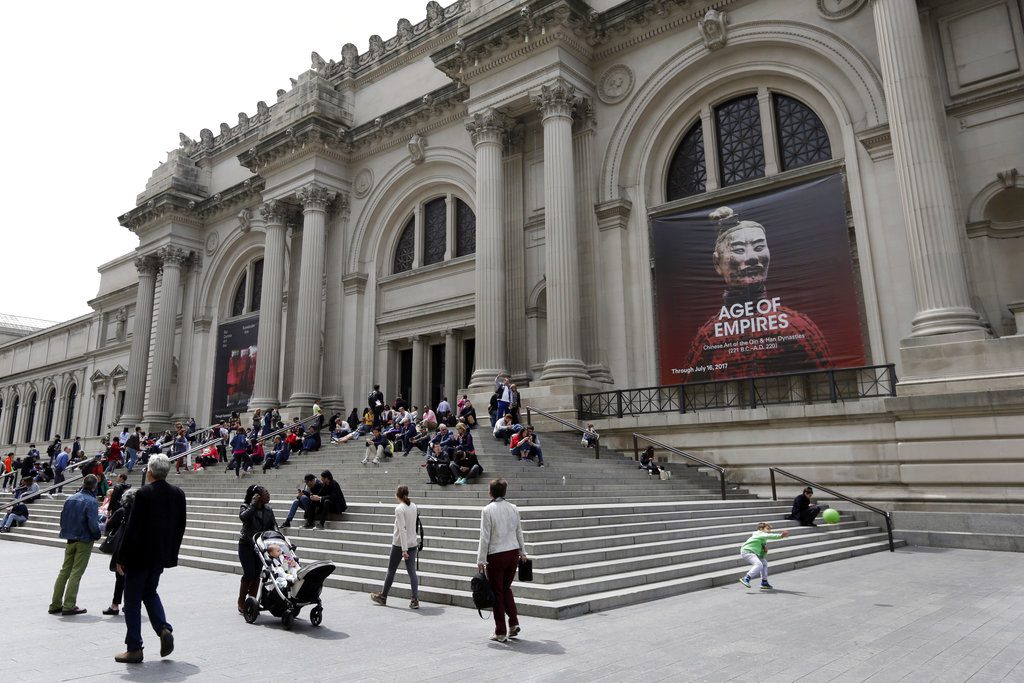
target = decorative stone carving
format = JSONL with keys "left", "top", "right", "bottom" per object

{"left": 998, "top": 168, "right": 1019, "bottom": 188}
{"left": 178, "top": 132, "right": 195, "bottom": 151}
{"left": 698, "top": 9, "right": 728, "bottom": 51}
{"left": 114, "top": 306, "right": 128, "bottom": 341}
{"left": 134, "top": 255, "right": 160, "bottom": 276}
{"left": 466, "top": 108, "right": 512, "bottom": 147}
{"left": 219, "top": 122, "right": 231, "bottom": 137}
{"left": 341, "top": 43, "right": 359, "bottom": 71}
{"left": 238, "top": 208, "right": 251, "bottom": 233}
{"left": 311, "top": 51, "right": 327, "bottom": 72}
{"left": 260, "top": 199, "right": 290, "bottom": 224}
{"left": 368, "top": 35, "right": 385, "bottom": 61}
{"left": 408, "top": 134, "right": 428, "bottom": 164}
{"left": 204, "top": 231, "right": 220, "bottom": 256}
{"left": 199, "top": 128, "right": 215, "bottom": 149}
{"left": 238, "top": 112, "right": 249, "bottom": 128}
{"left": 157, "top": 245, "right": 190, "bottom": 267}
{"left": 297, "top": 183, "right": 337, "bottom": 212}
{"left": 532, "top": 78, "right": 579, "bottom": 120}
{"left": 397, "top": 18, "right": 414, "bottom": 43}
{"left": 353, "top": 168, "right": 374, "bottom": 198}
{"left": 598, "top": 65, "right": 634, "bottom": 104}
{"left": 256, "top": 101, "right": 270, "bottom": 118}
{"left": 817, "top": 0, "right": 868, "bottom": 21}
{"left": 426, "top": 1, "right": 444, "bottom": 27}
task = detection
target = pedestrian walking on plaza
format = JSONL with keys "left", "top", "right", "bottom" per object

{"left": 370, "top": 485, "right": 421, "bottom": 609}
{"left": 113, "top": 454, "right": 187, "bottom": 664}
{"left": 738, "top": 522, "right": 789, "bottom": 590}
{"left": 476, "top": 478, "right": 527, "bottom": 642}
{"left": 102, "top": 489, "right": 136, "bottom": 617}
{"left": 237, "top": 484, "right": 276, "bottom": 613}
{"left": 48, "top": 473, "right": 102, "bottom": 616}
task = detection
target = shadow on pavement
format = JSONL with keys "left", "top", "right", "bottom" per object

{"left": 117, "top": 660, "right": 202, "bottom": 681}
{"left": 501, "top": 639, "right": 567, "bottom": 655}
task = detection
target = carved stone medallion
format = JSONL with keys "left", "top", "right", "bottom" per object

{"left": 204, "top": 231, "right": 220, "bottom": 256}
{"left": 353, "top": 168, "right": 374, "bottom": 199}
{"left": 598, "top": 65, "right": 634, "bottom": 105}
{"left": 816, "top": 0, "right": 868, "bottom": 21}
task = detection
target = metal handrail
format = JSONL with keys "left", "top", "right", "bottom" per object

{"left": 525, "top": 407, "right": 601, "bottom": 459}
{"left": 769, "top": 467, "right": 895, "bottom": 552}
{"left": 632, "top": 433, "right": 727, "bottom": 500}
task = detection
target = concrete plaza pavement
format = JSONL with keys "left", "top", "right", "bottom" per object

{"left": 1, "top": 541, "right": 1021, "bottom": 682}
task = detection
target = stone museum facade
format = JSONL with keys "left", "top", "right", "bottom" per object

{"left": 1, "top": 0, "right": 1022, "bottom": 500}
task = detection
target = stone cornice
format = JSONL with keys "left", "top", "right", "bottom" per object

{"left": 348, "top": 82, "right": 470, "bottom": 160}
{"left": 119, "top": 192, "right": 204, "bottom": 234}
{"left": 238, "top": 116, "right": 350, "bottom": 174}
{"left": 195, "top": 177, "right": 266, "bottom": 221}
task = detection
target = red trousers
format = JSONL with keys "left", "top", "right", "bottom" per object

{"left": 487, "top": 548, "right": 520, "bottom": 635}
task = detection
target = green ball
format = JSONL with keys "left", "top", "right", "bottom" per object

{"left": 822, "top": 508, "right": 840, "bottom": 524}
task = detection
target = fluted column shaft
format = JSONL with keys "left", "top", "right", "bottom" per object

{"left": 146, "top": 247, "right": 188, "bottom": 422}
{"left": 535, "top": 80, "right": 587, "bottom": 379}
{"left": 289, "top": 184, "right": 335, "bottom": 408}
{"left": 121, "top": 256, "right": 159, "bottom": 427}
{"left": 250, "top": 201, "right": 289, "bottom": 410}
{"left": 412, "top": 336, "right": 427, "bottom": 408}
{"left": 444, "top": 329, "right": 460, "bottom": 401}
{"left": 872, "top": 0, "right": 985, "bottom": 336}
{"left": 466, "top": 109, "right": 509, "bottom": 387}
{"left": 503, "top": 137, "right": 529, "bottom": 383}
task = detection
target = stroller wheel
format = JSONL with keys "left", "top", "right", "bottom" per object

{"left": 243, "top": 597, "right": 259, "bottom": 624}
{"left": 310, "top": 605, "right": 323, "bottom": 627}
{"left": 282, "top": 611, "right": 295, "bottom": 630}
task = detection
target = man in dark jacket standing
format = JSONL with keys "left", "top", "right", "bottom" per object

{"left": 113, "top": 453, "right": 187, "bottom": 664}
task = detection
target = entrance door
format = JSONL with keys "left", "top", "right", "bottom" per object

{"left": 399, "top": 348, "right": 413, "bottom": 407}
{"left": 430, "top": 344, "right": 445, "bottom": 408}
{"left": 462, "top": 338, "right": 475, "bottom": 389}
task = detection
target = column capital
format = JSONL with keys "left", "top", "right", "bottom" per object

{"left": 260, "top": 198, "right": 292, "bottom": 225}
{"left": 134, "top": 255, "right": 160, "bottom": 276}
{"left": 156, "top": 245, "right": 190, "bottom": 268}
{"left": 532, "top": 78, "right": 580, "bottom": 121}
{"left": 297, "top": 183, "right": 337, "bottom": 212}
{"left": 573, "top": 98, "right": 597, "bottom": 135}
{"left": 466, "top": 108, "right": 512, "bottom": 147}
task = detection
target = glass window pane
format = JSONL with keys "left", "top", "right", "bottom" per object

{"left": 715, "top": 94, "right": 765, "bottom": 186}
{"left": 666, "top": 121, "right": 706, "bottom": 201}
{"left": 423, "top": 197, "right": 447, "bottom": 266}
{"left": 250, "top": 259, "right": 264, "bottom": 313}
{"left": 455, "top": 199, "right": 476, "bottom": 257}
{"left": 393, "top": 216, "right": 415, "bottom": 274}
{"left": 773, "top": 93, "right": 831, "bottom": 171}
{"left": 232, "top": 274, "right": 247, "bottom": 317}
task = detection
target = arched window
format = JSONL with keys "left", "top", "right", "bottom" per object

{"left": 393, "top": 217, "right": 415, "bottom": 274}
{"left": 230, "top": 258, "right": 264, "bottom": 318}
{"left": 666, "top": 121, "right": 707, "bottom": 201}
{"left": 43, "top": 388, "right": 56, "bottom": 439}
{"left": 7, "top": 395, "right": 18, "bottom": 444}
{"left": 456, "top": 198, "right": 476, "bottom": 257}
{"left": 423, "top": 197, "right": 447, "bottom": 266}
{"left": 64, "top": 383, "right": 77, "bottom": 437}
{"left": 391, "top": 195, "right": 477, "bottom": 274}
{"left": 715, "top": 94, "right": 765, "bottom": 186}
{"left": 24, "top": 392, "right": 37, "bottom": 442}
{"left": 773, "top": 94, "right": 831, "bottom": 171}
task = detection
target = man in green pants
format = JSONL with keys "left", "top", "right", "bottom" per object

{"left": 48, "top": 474, "right": 102, "bottom": 615}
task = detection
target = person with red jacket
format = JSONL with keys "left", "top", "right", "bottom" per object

{"left": 105, "top": 438, "right": 123, "bottom": 474}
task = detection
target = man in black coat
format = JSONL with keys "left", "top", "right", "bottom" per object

{"left": 113, "top": 453, "right": 187, "bottom": 664}
{"left": 304, "top": 469, "right": 347, "bottom": 530}
{"left": 787, "top": 487, "right": 822, "bottom": 527}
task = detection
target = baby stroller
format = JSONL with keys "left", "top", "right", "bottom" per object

{"left": 243, "top": 530, "right": 336, "bottom": 629}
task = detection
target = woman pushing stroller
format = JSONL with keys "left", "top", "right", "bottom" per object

{"left": 237, "top": 485, "right": 276, "bottom": 614}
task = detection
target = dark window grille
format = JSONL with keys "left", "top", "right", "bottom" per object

{"left": 94, "top": 394, "right": 105, "bottom": 436}
{"left": 666, "top": 121, "right": 706, "bottom": 200}
{"left": 25, "top": 392, "right": 37, "bottom": 442}
{"left": 64, "top": 384, "right": 77, "bottom": 437}
{"left": 423, "top": 197, "right": 447, "bottom": 266}
{"left": 232, "top": 274, "right": 247, "bottom": 317}
{"left": 715, "top": 94, "right": 765, "bottom": 186}
{"left": 773, "top": 94, "right": 831, "bottom": 171}
{"left": 43, "top": 389, "right": 56, "bottom": 439}
{"left": 7, "top": 396, "right": 18, "bottom": 444}
{"left": 455, "top": 199, "right": 476, "bottom": 257}
{"left": 393, "top": 216, "right": 415, "bottom": 274}
{"left": 249, "top": 259, "right": 264, "bottom": 313}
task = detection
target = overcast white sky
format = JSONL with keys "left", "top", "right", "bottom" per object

{"left": 0, "top": 0, "right": 429, "bottom": 324}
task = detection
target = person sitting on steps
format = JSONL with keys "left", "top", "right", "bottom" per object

{"left": 361, "top": 427, "right": 390, "bottom": 466}
{"left": 511, "top": 426, "right": 545, "bottom": 467}
{"left": 403, "top": 424, "right": 431, "bottom": 456}
{"left": 493, "top": 414, "right": 519, "bottom": 446}
{"left": 425, "top": 443, "right": 453, "bottom": 485}
{"left": 281, "top": 474, "right": 321, "bottom": 529}
{"left": 451, "top": 449, "right": 483, "bottom": 486}
{"left": 639, "top": 446, "right": 662, "bottom": 476}
{"left": 304, "top": 470, "right": 347, "bottom": 530}
{"left": 786, "top": 487, "right": 823, "bottom": 527}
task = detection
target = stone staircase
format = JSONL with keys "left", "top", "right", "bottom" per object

{"left": 0, "top": 428, "right": 901, "bottom": 618}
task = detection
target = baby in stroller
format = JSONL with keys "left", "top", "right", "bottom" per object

{"left": 266, "top": 540, "right": 299, "bottom": 589}
{"left": 243, "top": 529, "right": 336, "bottom": 629}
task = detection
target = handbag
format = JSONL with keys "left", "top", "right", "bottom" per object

{"left": 660, "top": 470, "right": 672, "bottom": 481}
{"left": 517, "top": 557, "right": 533, "bottom": 582}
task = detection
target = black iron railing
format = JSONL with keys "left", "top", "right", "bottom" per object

{"left": 577, "top": 364, "right": 897, "bottom": 420}
{"left": 525, "top": 407, "right": 602, "bottom": 459}
{"left": 632, "top": 433, "right": 727, "bottom": 500}
{"left": 769, "top": 467, "right": 895, "bottom": 552}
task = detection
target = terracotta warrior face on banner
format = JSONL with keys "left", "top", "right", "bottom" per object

{"left": 713, "top": 222, "right": 770, "bottom": 290}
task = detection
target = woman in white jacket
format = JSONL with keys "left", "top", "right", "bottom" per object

{"left": 370, "top": 485, "right": 420, "bottom": 609}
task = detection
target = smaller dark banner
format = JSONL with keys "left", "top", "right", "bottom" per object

{"left": 652, "top": 174, "right": 866, "bottom": 384}
{"left": 211, "top": 316, "right": 259, "bottom": 422}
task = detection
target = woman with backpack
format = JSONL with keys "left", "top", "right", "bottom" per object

{"left": 370, "top": 485, "right": 420, "bottom": 610}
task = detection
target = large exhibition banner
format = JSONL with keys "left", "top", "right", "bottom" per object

{"left": 211, "top": 316, "right": 259, "bottom": 420}
{"left": 652, "top": 174, "right": 865, "bottom": 385}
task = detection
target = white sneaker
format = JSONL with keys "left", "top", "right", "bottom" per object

{"left": 360, "top": 459, "right": 368, "bottom": 465}
{"left": 372, "top": 459, "right": 380, "bottom": 466}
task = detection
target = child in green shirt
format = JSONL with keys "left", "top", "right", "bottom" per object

{"left": 739, "top": 521, "right": 789, "bottom": 590}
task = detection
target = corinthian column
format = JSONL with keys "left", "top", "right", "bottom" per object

{"left": 120, "top": 255, "right": 159, "bottom": 428}
{"left": 533, "top": 79, "right": 588, "bottom": 379}
{"left": 288, "top": 183, "right": 336, "bottom": 410}
{"left": 872, "top": 0, "right": 985, "bottom": 336}
{"left": 145, "top": 246, "right": 189, "bottom": 425}
{"left": 250, "top": 200, "right": 289, "bottom": 410}
{"left": 466, "top": 108, "right": 510, "bottom": 387}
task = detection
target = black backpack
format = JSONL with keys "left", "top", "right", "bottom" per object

{"left": 415, "top": 513, "right": 424, "bottom": 569}
{"left": 434, "top": 463, "right": 454, "bottom": 487}
{"left": 470, "top": 571, "right": 495, "bottom": 618}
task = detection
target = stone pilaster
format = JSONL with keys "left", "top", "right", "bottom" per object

{"left": 503, "top": 126, "right": 529, "bottom": 384}
{"left": 444, "top": 328, "right": 461, "bottom": 401}
{"left": 466, "top": 108, "right": 511, "bottom": 386}
{"left": 120, "top": 255, "right": 159, "bottom": 428}
{"left": 145, "top": 246, "right": 189, "bottom": 425}
{"left": 412, "top": 335, "right": 427, "bottom": 408}
{"left": 289, "top": 183, "right": 337, "bottom": 410}
{"left": 322, "top": 200, "right": 350, "bottom": 414}
{"left": 250, "top": 200, "right": 290, "bottom": 410}
{"left": 533, "top": 78, "right": 588, "bottom": 380}
{"left": 872, "top": 0, "right": 986, "bottom": 336}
